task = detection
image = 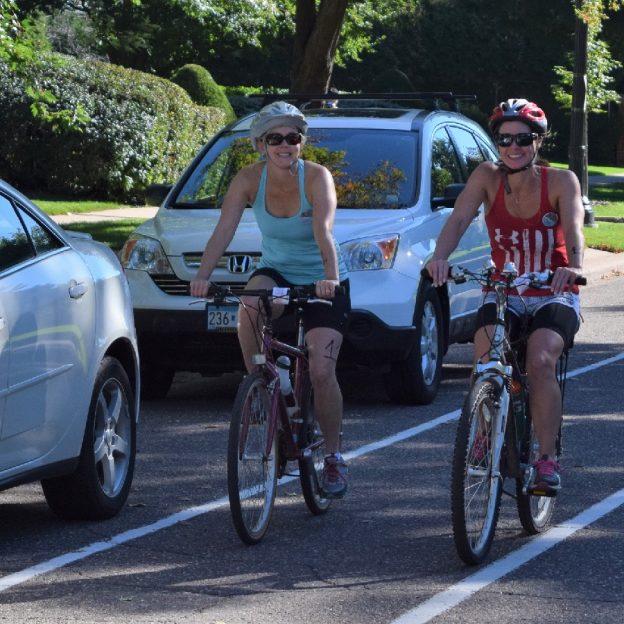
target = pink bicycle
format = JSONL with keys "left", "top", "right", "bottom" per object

{"left": 207, "top": 284, "right": 338, "bottom": 544}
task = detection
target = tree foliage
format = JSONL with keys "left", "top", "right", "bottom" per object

{"left": 16, "top": 1, "right": 418, "bottom": 91}
{"left": 552, "top": 0, "right": 623, "bottom": 112}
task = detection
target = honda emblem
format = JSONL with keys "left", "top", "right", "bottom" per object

{"left": 227, "top": 255, "right": 252, "bottom": 274}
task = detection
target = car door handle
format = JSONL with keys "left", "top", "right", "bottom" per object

{"left": 69, "top": 281, "right": 88, "bottom": 299}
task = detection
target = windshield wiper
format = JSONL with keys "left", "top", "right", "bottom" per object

{"left": 170, "top": 201, "right": 216, "bottom": 209}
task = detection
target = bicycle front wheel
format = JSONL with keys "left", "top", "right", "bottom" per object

{"left": 516, "top": 419, "right": 557, "bottom": 534}
{"left": 227, "top": 371, "right": 278, "bottom": 544}
{"left": 298, "top": 376, "right": 332, "bottom": 515}
{"left": 451, "top": 378, "right": 504, "bottom": 565}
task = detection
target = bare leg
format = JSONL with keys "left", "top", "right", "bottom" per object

{"left": 526, "top": 328, "right": 565, "bottom": 458}
{"left": 474, "top": 325, "right": 495, "bottom": 365}
{"left": 237, "top": 275, "right": 285, "bottom": 372}
{"left": 305, "top": 326, "right": 344, "bottom": 455}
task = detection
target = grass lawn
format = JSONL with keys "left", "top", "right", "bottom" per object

{"left": 61, "top": 220, "right": 145, "bottom": 251}
{"left": 589, "top": 183, "right": 624, "bottom": 216}
{"left": 33, "top": 197, "right": 135, "bottom": 216}
{"left": 550, "top": 162, "right": 624, "bottom": 177}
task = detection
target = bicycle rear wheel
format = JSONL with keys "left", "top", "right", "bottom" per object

{"left": 227, "top": 371, "right": 277, "bottom": 544}
{"left": 516, "top": 418, "right": 557, "bottom": 534}
{"left": 451, "top": 378, "right": 504, "bottom": 565}
{"left": 298, "top": 376, "right": 332, "bottom": 515}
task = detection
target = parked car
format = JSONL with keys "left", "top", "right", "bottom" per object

{"left": 0, "top": 179, "right": 140, "bottom": 520}
{"left": 121, "top": 94, "right": 497, "bottom": 404}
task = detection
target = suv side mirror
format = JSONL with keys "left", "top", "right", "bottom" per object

{"left": 145, "top": 183, "right": 173, "bottom": 207}
{"left": 431, "top": 182, "right": 465, "bottom": 210}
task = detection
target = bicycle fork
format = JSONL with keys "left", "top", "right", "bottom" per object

{"left": 490, "top": 384, "right": 510, "bottom": 485}
{"left": 475, "top": 365, "right": 512, "bottom": 486}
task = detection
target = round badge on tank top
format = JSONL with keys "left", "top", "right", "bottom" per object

{"left": 542, "top": 211, "right": 559, "bottom": 228}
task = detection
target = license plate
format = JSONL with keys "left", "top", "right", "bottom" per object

{"left": 206, "top": 305, "right": 238, "bottom": 332}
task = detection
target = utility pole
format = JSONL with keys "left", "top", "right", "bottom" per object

{"left": 569, "top": 0, "right": 596, "bottom": 226}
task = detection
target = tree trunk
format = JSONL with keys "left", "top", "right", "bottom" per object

{"left": 568, "top": 0, "right": 595, "bottom": 226}
{"left": 290, "top": 0, "right": 349, "bottom": 93}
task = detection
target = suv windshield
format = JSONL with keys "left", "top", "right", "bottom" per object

{"left": 173, "top": 128, "right": 418, "bottom": 210}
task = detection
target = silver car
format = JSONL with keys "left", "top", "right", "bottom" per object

{"left": 0, "top": 180, "right": 140, "bottom": 520}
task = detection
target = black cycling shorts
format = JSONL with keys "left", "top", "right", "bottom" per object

{"left": 475, "top": 302, "right": 579, "bottom": 349}
{"left": 249, "top": 268, "right": 351, "bottom": 335}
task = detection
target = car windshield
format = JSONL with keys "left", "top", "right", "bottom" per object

{"left": 173, "top": 128, "right": 418, "bottom": 210}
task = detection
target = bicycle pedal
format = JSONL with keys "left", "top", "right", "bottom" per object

{"left": 527, "top": 485, "right": 558, "bottom": 498}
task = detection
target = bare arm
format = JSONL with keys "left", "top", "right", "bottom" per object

{"left": 189, "top": 168, "right": 254, "bottom": 297}
{"left": 426, "top": 163, "right": 491, "bottom": 285}
{"left": 551, "top": 169, "right": 585, "bottom": 294}
{"left": 308, "top": 163, "right": 340, "bottom": 297}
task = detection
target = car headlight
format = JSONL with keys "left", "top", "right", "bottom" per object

{"left": 340, "top": 235, "right": 399, "bottom": 271}
{"left": 120, "top": 235, "right": 174, "bottom": 274}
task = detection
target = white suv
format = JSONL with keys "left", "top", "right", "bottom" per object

{"left": 121, "top": 95, "right": 497, "bottom": 403}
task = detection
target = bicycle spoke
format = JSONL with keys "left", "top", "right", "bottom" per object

{"left": 228, "top": 373, "right": 277, "bottom": 544}
{"left": 451, "top": 379, "right": 503, "bottom": 565}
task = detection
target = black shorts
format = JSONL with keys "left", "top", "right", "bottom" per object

{"left": 475, "top": 302, "right": 579, "bottom": 349}
{"left": 250, "top": 268, "right": 351, "bottom": 335}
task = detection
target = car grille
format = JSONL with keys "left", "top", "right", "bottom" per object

{"left": 151, "top": 275, "right": 248, "bottom": 296}
{"left": 151, "top": 252, "right": 261, "bottom": 296}
{"left": 184, "top": 252, "right": 261, "bottom": 272}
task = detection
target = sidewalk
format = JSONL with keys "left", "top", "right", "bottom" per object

{"left": 582, "top": 247, "right": 623, "bottom": 282}
{"left": 588, "top": 173, "right": 624, "bottom": 186}
{"left": 51, "top": 206, "right": 158, "bottom": 225}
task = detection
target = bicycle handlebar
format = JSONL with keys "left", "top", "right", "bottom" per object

{"left": 420, "top": 266, "right": 586, "bottom": 287}
{"left": 207, "top": 283, "right": 346, "bottom": 305}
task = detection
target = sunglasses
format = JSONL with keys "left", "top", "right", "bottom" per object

{"left": 264, "top": 132, "right": 303, "bottom": 146}
{"left": 494, "top": 132, "right": 538, "bottom": 147}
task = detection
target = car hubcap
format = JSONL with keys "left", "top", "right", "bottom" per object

{"left": 420, "top": 301, "right": 439, "bottom": 385}
{"left": 93, "top": 379, "right": 131, "bottom": 497}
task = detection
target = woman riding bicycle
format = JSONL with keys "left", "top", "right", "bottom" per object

{"left": 426, "top": 98, "right": 584, "bottom": 495}
{"left": 190, "top": 101, "right": 351, "bottom": 498}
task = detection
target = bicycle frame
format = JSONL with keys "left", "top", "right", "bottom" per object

{"left": 472, "top": 269, "right": 515, "bottom": 485}
{"left": 472, "top": 266, "right": 569, "bottom": 492}
{"left": 246, "top": 292, "right": 315, "bottom": 465}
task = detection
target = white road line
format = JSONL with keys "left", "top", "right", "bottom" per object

{"left": 1, "top": 352, "right": 622, "bottom": 594}
{"left": 392, "top": 488, "right": 624, "bottom": 624}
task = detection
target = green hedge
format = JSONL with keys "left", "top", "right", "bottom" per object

{"left": 0, "top": 55, "right": 228, "bottom": 201}
{"left": 171, "top": 64, "right": 236, "bottom": 123}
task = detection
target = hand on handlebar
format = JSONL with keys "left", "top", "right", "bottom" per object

{"left": 549, "top": 266, "right": 584, "bottom": 295}
{"left": 190, "top": 277, "right": 214, "bottom": 298}
{"left": 314, "top": 279, "right": 340, "bottom": 299}
{"left": 424, "top": 259, "right": 450, "bottom": 287}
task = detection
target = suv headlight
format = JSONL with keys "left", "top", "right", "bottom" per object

{"left": 340, "top": 235, "right": 399, "bottom": 271}
{"left": 120, "top": 235, "right": 174, "bottom": 274}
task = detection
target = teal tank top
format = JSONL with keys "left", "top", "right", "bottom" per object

{"left": 252, "top": 160, "right": 347, "bottom": 284}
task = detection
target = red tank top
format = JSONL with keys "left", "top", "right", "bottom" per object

{"left": 486, "top": 167, "right": 576, "bottom": 296}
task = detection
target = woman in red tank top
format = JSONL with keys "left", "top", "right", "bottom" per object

{"left": 426, "top": 99, "right": 585, "bottom": 494}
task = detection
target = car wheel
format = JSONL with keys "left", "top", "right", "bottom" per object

{"left": 384, "top": 284, "right": 444, "bottom": 405}
{"left": 140, "top": 359, "right": 174, "bottom": 401}
{"left": 42, "top": 356, "right": 136, "bottom": 520}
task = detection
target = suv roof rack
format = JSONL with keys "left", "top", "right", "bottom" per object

{"left": 257, "top": 92, "right": 477, "bottom": 112}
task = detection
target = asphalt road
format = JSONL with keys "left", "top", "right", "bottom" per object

{"left": 0, "top": 274, "right": 623, "bottom": 624}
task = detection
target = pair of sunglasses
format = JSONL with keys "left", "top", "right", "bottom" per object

{"left": 494, "top": 132, "right": 538, "bottom": 147}
{"left": 264, "top": 132, "right": 303, "bottom": 146}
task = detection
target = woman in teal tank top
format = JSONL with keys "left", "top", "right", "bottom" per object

{"left": 190, "top": 101, "right": 351, "bottom": 499}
